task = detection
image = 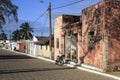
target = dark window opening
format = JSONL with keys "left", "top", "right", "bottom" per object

{"left": 88, "top": 31, "right": 95, "bottom": 51}
{"left": 46, "top": 45, "right": 47, "bottom": 50}
{"left": 56, "top": 39, "right": 59, "bottom": 48}
{"left": 24, "top": 46, "right": 26, "bottom": 49}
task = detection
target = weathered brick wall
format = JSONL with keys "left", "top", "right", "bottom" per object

{"left": 82, "top": 0, "right": 120, "bottom": 69}
{"left": 54, "top": 0, "right": 120, "bottom": 71}
{"left": 62, "top": 15, "right": 81, "bottom": 62}
{"left": 82, "top": 2, "right": 104, "bottom": 68}
{"left": 105, "top": 0, "right": 120, "bottom": 65}
{"left": 54, "top": 15, "right": 81, "bottom": 60}
{"left": 54, "top": 16, "right": 63, "bottom": 60}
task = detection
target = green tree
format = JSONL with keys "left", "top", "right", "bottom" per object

{"left": 20, "top": 22, "right": 33, "bottom": 40}
{"left": 0, "top": 30, "right": 7, "bottom": 40}
{"left": 0, "top": 0, "right": 18, "bottom": 29}
{"left": 12, "top": 29, "right": 21, "bottom": 41}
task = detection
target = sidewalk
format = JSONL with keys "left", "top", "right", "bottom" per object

{"left": 38, "top": 57, "right": 120, "bottom": 80}
{"left": 107, "top": 72, "right": 120, "bottom": 78}
{"left": 8, "top": 50, "right": 120, "bottom": 80}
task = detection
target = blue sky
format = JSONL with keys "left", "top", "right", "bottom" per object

{"left": 3, "top": 0, "right": 101, "bottom": 37}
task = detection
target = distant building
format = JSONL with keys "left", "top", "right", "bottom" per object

{"left": 34, "top": 36, "right": 54, "bottom": 59}
{"left": 17, "top": 40, "right": 27, "bottom": 52}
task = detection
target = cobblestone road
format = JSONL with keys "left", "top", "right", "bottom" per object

{"left": 0, "top": 49, "right": 117, "bottom": 80}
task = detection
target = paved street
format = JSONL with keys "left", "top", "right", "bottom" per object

{"left": 0, "top": 49, "right": 117, "bottom": 80}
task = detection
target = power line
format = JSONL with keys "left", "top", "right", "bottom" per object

{"left": 32, "top": 13, "right": 48, "bottom": 35}
{"left": 43, "top": 13, "right": 48, "bottom": 27}
{"left": 52, "top": 0, "right": 80, "bottom": 7}
{"left": 31, "top": 0, "right": 84, "bottom": 26}
{"left": 30, "top": 9, "right": 48, "bottom": 25}
{"left": 52, "top": 0, "right": 84, "bottom": 10}
{"left": 41, "top": 12, "right": 48, "bottom": 36}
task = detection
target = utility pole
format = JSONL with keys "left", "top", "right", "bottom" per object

{"left": 48, "top": 2, "right": 52, "bottom": 52}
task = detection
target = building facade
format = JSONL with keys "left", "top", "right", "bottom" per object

{"left": 54, "top": 15, "right": 82, "bottom": 63}
{"left": 82, "top": 0, "right": 120, "bottom": 71}
{"left": 54, "top": 0, "right": 120, "bottom": 71}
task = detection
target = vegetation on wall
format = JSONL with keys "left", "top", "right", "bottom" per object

{"left": 105, "top": 1, "right": 120, "bottom": 41}
{"left": 63, "top": 15, "right": 80, "bottom": 23}
{"left": 83, "top": 3, "right": 103, "bottom": 51}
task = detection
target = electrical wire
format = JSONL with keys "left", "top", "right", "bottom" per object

{"left": 52, "top": 0, "right": 80, "bottom": 7}
{"left": 31, "top": 0, "right": 84, "bottom": 26}
{"left": 32, "top": 13, "right": 48, "bottom": 35}
{"left": 30, "top": 9, "right": 48, "bottom": 25}
{"left": 41, "top": 12, "right": 48, "bottom": 36}
{"left": 52, "top": 0, "right": 84, "bottom": 10}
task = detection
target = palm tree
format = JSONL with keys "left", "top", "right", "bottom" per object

{"left": 0, "top": 0, "right": 18, "bottom": 29}
{"left": 12, "top": 29, "right": 21, "bottom": 41}
{"left": 20, "top": 22, "right": 33, "bottom": 40}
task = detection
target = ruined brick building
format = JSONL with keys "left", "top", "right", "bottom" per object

{"left": 54, "top": 0, "right": 120, "bottom": 71}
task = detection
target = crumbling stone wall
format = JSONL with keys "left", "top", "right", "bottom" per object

{"left": 54, "top": 0, "right": 120, "bottom": 71}
{"left": 105, "top": 0, "right": 120, "bottom": 65}
{"left": 62, "top": 15, "right": 80, "bottom": 27}
{"left": 82, "top": 0, "right": 120, "bottom": 70}
{"left": 82, "top": 2, "right": 104, "bottom": 68}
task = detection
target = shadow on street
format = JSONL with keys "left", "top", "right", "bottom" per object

{"left": 0, "top": 67, "right": 75, "bottom": 74}
{"left": 0, "top": 54, "right": 35, "bottom": 59}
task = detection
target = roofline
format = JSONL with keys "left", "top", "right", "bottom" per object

{"left": 82, "top": 1, "right": 102, "bottom": 12}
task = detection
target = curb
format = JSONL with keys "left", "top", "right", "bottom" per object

{"left": 67, "top": 64, "right": 120, "bottom": 80}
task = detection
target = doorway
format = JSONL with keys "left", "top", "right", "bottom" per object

{"left": 65, "top": 34, "right": 77, "bottom": 62}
